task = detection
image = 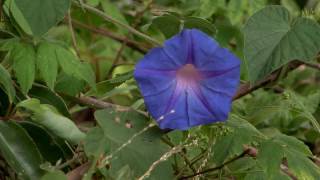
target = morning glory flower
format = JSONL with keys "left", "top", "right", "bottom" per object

{"left": 134, "top": 29, "right": 240, "bottom": 130}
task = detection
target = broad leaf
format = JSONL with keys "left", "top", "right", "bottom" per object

{"left": 101, "top": 0, "right": 128, "bottom": 25}
{"left": 20, "top": 121, "right": 72, "bottom": 164}
{"left": 152, "top": 14, "right": 181, "bottom": 38}
{"left": 29, "top": 85, "right": 71, "bottom": 118}
{"left": 0, "top": 64, "right": 15, "bottom": 102}
{"left": 36, "top": 42, "right": 59, "bottom": 90}
{"left": 94, "top": 109, "right": 173, "bottom": 179}
{"left": 212, "top": 115, "right": 265, "bottom": 165}
{"left": 54, "top": 44, "right": 96, "bottom": 90}
{"left": 257, "top": 134, "right": 320, "bottom": 179}
{"left": 41, "top": 170, "right": 67, "bottom": 180}
{"left": 11, "top": 42, "right": 36, "bottom": 94}
{"left": 11, "top": 0, "right": 71, "bottom": 36}
{"left": 17, "top": 98, "right": 86, "bottom": 144}
{"left": 184, "top": 17, "right": 216, "bottom": 35}
{"left": 243, "top": 6, "right": 320, "bottom": 82}
{"left": 0, "top": 121, "right": 44, "bottom": 180}
{"left": 84, "top": 127, "right": 109, "bottom": 157}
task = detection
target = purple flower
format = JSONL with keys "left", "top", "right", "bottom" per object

{"left": 134, "top": 29, "right": 240, "bottom": 130}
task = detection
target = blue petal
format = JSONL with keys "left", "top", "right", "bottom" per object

{"left": 162, "top": 30, "right": 192, "bottom": 65}
{"left": 188, "top": 29, "right": 240, "bottom": 72}
{"left": 134, "top": 49, "right": 177, "bottom": 119}
{"left": 135, "top": 47, "right": 180, "bottom": 70}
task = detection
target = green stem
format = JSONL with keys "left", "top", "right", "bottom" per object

{"left": 72, "top": 1, "right": 162, "bottom": 46}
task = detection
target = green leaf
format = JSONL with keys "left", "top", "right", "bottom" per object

{"left": 257, "top": 134, "right": 320, "bottom": 179}
{"left": 109, "top": 70, "right": 133, "bottom": 84}
{"left": 29, "top": 84, "right": 71, "bottom": 118}
{"left": 84, "top": 127, "right": 109, "bottom": 157}
{"left": 55, "top": 73, "right": 86, "bottom": 96}
{"left": 0, "top": 38, "right": 19, "bottom": 51}
{"left": 41, "top": 170, "right": 67, "bottom": 180}
{"left": 212, "top": 115, "right": 265, "bottom": 165}
{"left": 10, "top": 0, "right": 71, "bottom": 36}
{"left": 152, "top": 14, "right": 181, "bottom": 38}
{"left": 184, "top": 17, "right": 216, "bottom": 35}
{"left": 36, "top": 42, "right": 59, "bottom": 90}
{"left": 243, "top": 6, "right": 320, "bottom": 82}
{"left": 0, "top": 121, "right": 44, "bottom": 180}
{"left": 0, "top": 64, "right": 15, "bottom": 102}
{"left": 17, "top": 98, "right": 86, "bottom": 144}
{"left": 54, "top": 44, "right": 96, "bottom": 90}
{"left": 198, "top": 0, "right": 226, "bottom": 18}
{"left": 94, "top": 109, "right": 173, "bottom": 179}
{"left": 285, "top": 90, "right": 320, "bottom": 133}
{"left": 11, "top": 42, "right": 36, "bottom": 94}
{"left": 20, "top": 121, "right": 72, "bottom": 164}
{"left": 100, "top": 0, "right": 128, "bottom": 25}
{"left": 281, "top": 0, "right": 300, "bottom": 17}
{"left": 227, "top": 0, "right": 267, "bottom": 25}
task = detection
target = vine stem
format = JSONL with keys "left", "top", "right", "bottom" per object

{"left": 71, "top": 0, "right": 162, "bottom": 46}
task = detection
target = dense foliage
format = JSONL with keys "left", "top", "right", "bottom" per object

{"left": 0, "top": 0, "right": 320, "bottom": 179}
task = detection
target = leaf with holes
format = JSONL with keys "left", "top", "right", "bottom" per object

{"left": 94, "top": 109, "right": 173, "bottom": 179}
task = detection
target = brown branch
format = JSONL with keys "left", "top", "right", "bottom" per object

{"left": 110, "top": 0, "right": 154, "bottom": 75}
{"left": 67, "top": 162, "right": 91, "bottom": 180}
{"left": 179, "top": 146, "right": 297, "bottom": 180}
{"left": 67, "top": 10, "right": 80, "bottom": 57}
{"left": 61, "top": 93, "right": 148, "bottom": 116}
{"left": 69, "top": 19, "right": 150, "bottom": 54}
{"left": 304, "top": 62, "right": 320, "bottom": 71}
{"left": 233, "top": 61, "right": 302, "bottom": 100}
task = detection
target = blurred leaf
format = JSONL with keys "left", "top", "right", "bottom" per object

{"left": 41, "top": 170, "right": 67, "bottom": 180}
{"left": 36, "top": 42, "right": 59, "bottom": 90}
{"left": 55, "top": 44, "right": 96, "bottom": 90}
{"left": 281, "top": 0, "right": 300, "bottom": 17}
{"left": 0, "top": 64, "right": 15, "bottom": 102}
{"left": 115, "top": 165, "right": 135, "bottom": 180}
{"left": 17, "top": 98, "right": 86, "bottom": 144}
{"left": 29, "top": 84, "right": 71, "bottom": 118}
{"left": 20, "top": 121, "right": 72, "bottom": 164}
{"left": 110, "top": 70, "right": 133, "bottom": 84}
{"left": 86, "top": 0, "right": 100, "bottom": 7}
{"left": 84, "top": 127, "right": 109, "bottom": 157}
{"left": 0, "top": 121, "right": 44, "bottom": 180}
{"left": 257, "top": 134, "right": 320, "bottom": 179}
{"left": 198, "top": 0, "right": 226, "bottom": 18}
{"left": 94, "top": 109, "right": 173, "bottom": 179}
{"left": 55, "top": 73, "right": 86, "bottom": 96}
{"left": 11, "top": 42, "right": 36, "bottom": 94}
{"left": 152, "top": 14, "right": 181, "bottom": 38}
{"left": 10, "top": 0, "right": 71, "bottom": 36}
{"left": 184, "top": 17, "right": 216, "bottom": 35}
{"left": 244, "top": 6, "right": 320, "bottom": 82}
{"left": 285, "top": 90, "right": 320, "bottom": 133}
{"left": 212, "top": 115, "right": 265, "bottom": 165}
{"left": 227, "top": 0, "right": 267, "bottom": 25}
{"left": 0, "top": 38, "right": 19, "bottom": 51}
{"left": 101, "top": 0, "right": 128, "bottom": 25}
{"left": 0, "top": 89, "right": 10, "bottom": 116}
